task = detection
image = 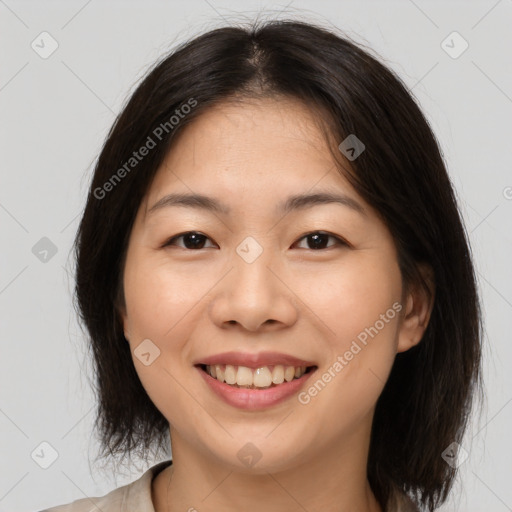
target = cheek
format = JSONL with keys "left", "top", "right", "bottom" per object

{"left": 122, "top": 255, "right": 208, "bottom": 427}
{"left": 123, "top": 254, "right": 209, "bottom": 340}
{"left": 294, "top": 254, "right": 402, "bottom": 433}
{"left": 296, "top": 253, "right": 402, "bottom": 348}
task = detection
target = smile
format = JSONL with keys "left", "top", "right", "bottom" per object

{"left": 201, "top": 363, "right": 315, "bottom": 389}
{"left": 195, "top": 364, "right": 318, "bottom": 409}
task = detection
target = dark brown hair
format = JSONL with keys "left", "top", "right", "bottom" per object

{"left": 72, "top": 19, "right": 483, "bottom": 511}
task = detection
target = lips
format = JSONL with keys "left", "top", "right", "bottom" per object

{"left": 193, "top": 351, "right": 318, "bottom": 409}
{"left": 194, "top": 350, "right": 316, "bottom": 369}
{"left": 196, "top": 363, "right": 317, "bottom": 409}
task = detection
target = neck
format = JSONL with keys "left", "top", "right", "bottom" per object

{"left": 152, "top": 421, "right": 383, "bottom": 512}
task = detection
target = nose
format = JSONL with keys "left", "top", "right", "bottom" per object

{"left": 208, "top": 243, "right": 298, "bottom": 333}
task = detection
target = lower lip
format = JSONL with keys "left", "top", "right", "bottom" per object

{"left": 196, "top": 365, "right": 317, "bottom": 410}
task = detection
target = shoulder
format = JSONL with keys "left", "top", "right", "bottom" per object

{"left": 38, "top": 460, "right": 172, "bottom": 512}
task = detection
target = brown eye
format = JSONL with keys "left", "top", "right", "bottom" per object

{"left": 163, "top": 231, "right": 216, "bottom": 250}
{"left": 294, "top": 231, "right": 347, "bottom": 250}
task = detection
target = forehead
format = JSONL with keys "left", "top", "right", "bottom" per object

{"left": 190, "top": 95, "right": 329, "bottom": 142}
{"left": 145, "top": 97, "right": 354, "bottom": 205}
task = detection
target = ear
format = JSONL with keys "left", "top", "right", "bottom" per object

{"left": 397, "top": 263, "right": 435, "bottom": 353}
{"left": 115, "top": 290, "right": 131, "bottom": 342}
{"left": 121, "top": 310, "right": 131, "bottom": 342}
{"left": 122, "top": 316, "right": 131, "bottom": 342}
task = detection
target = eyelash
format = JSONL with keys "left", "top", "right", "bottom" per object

{"left": 162, "top": 230, "right": 350, "bottom": 251}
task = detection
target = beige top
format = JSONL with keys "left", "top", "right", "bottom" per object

{"left": 40, "top": 460, "right": 172, "bottom": 512}
{"left": 39, "top": 459, "right": 419, "bottom": 512}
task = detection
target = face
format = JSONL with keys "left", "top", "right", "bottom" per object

{"left": 121, "top": 97, "right": 423, "bottom": 473}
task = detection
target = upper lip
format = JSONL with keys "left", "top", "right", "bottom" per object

{"left": 194, "top": 351, "right": 317, "bottom": 369}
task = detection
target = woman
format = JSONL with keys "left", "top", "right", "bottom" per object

{"left": 41, "top": 18, "right": 483, "bottom": 512}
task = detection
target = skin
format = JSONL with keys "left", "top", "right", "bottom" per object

{"left": 120, "top": 96, "right": 434, "bottom": 512}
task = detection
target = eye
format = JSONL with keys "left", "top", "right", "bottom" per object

{"left": 293, "top": 231, "right": 348, "bottom": 250}
{"left": 162, "top": 231, "right": 217, "bottom": 250}
{"left": 162, "top": 230, "right": 348, "bottom": 251}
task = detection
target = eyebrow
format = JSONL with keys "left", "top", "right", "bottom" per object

{"left": 146, "top": 190, "right": 366, "bottom": 217}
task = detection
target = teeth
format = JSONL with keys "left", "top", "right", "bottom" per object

{"left": 206, "top": 364, "right": 309, "bottom": 388}
{"left": 224, "top": 364, "right": 237, "bottom": 385}
{"left": 253, "top": 367, "right": 272, "bottom": 387}
{"left": 272, "top": 365, "right": 285, "bottom": 384}
{"left": 284, "top": 366, "right": 296, "bottom": 382}
{"left": 236, "top": 365, "right": 253, "bottom": 386}
{"left": 214, "top": 364, "right": 224, "bottom": 382}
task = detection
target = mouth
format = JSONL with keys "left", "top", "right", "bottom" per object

{"left": 195, "top": 363, "right": 318, "bottom": 390}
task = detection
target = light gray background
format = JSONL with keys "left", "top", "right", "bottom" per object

{"left": 1, "top": 1, "right": 511, "bottom": 511}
